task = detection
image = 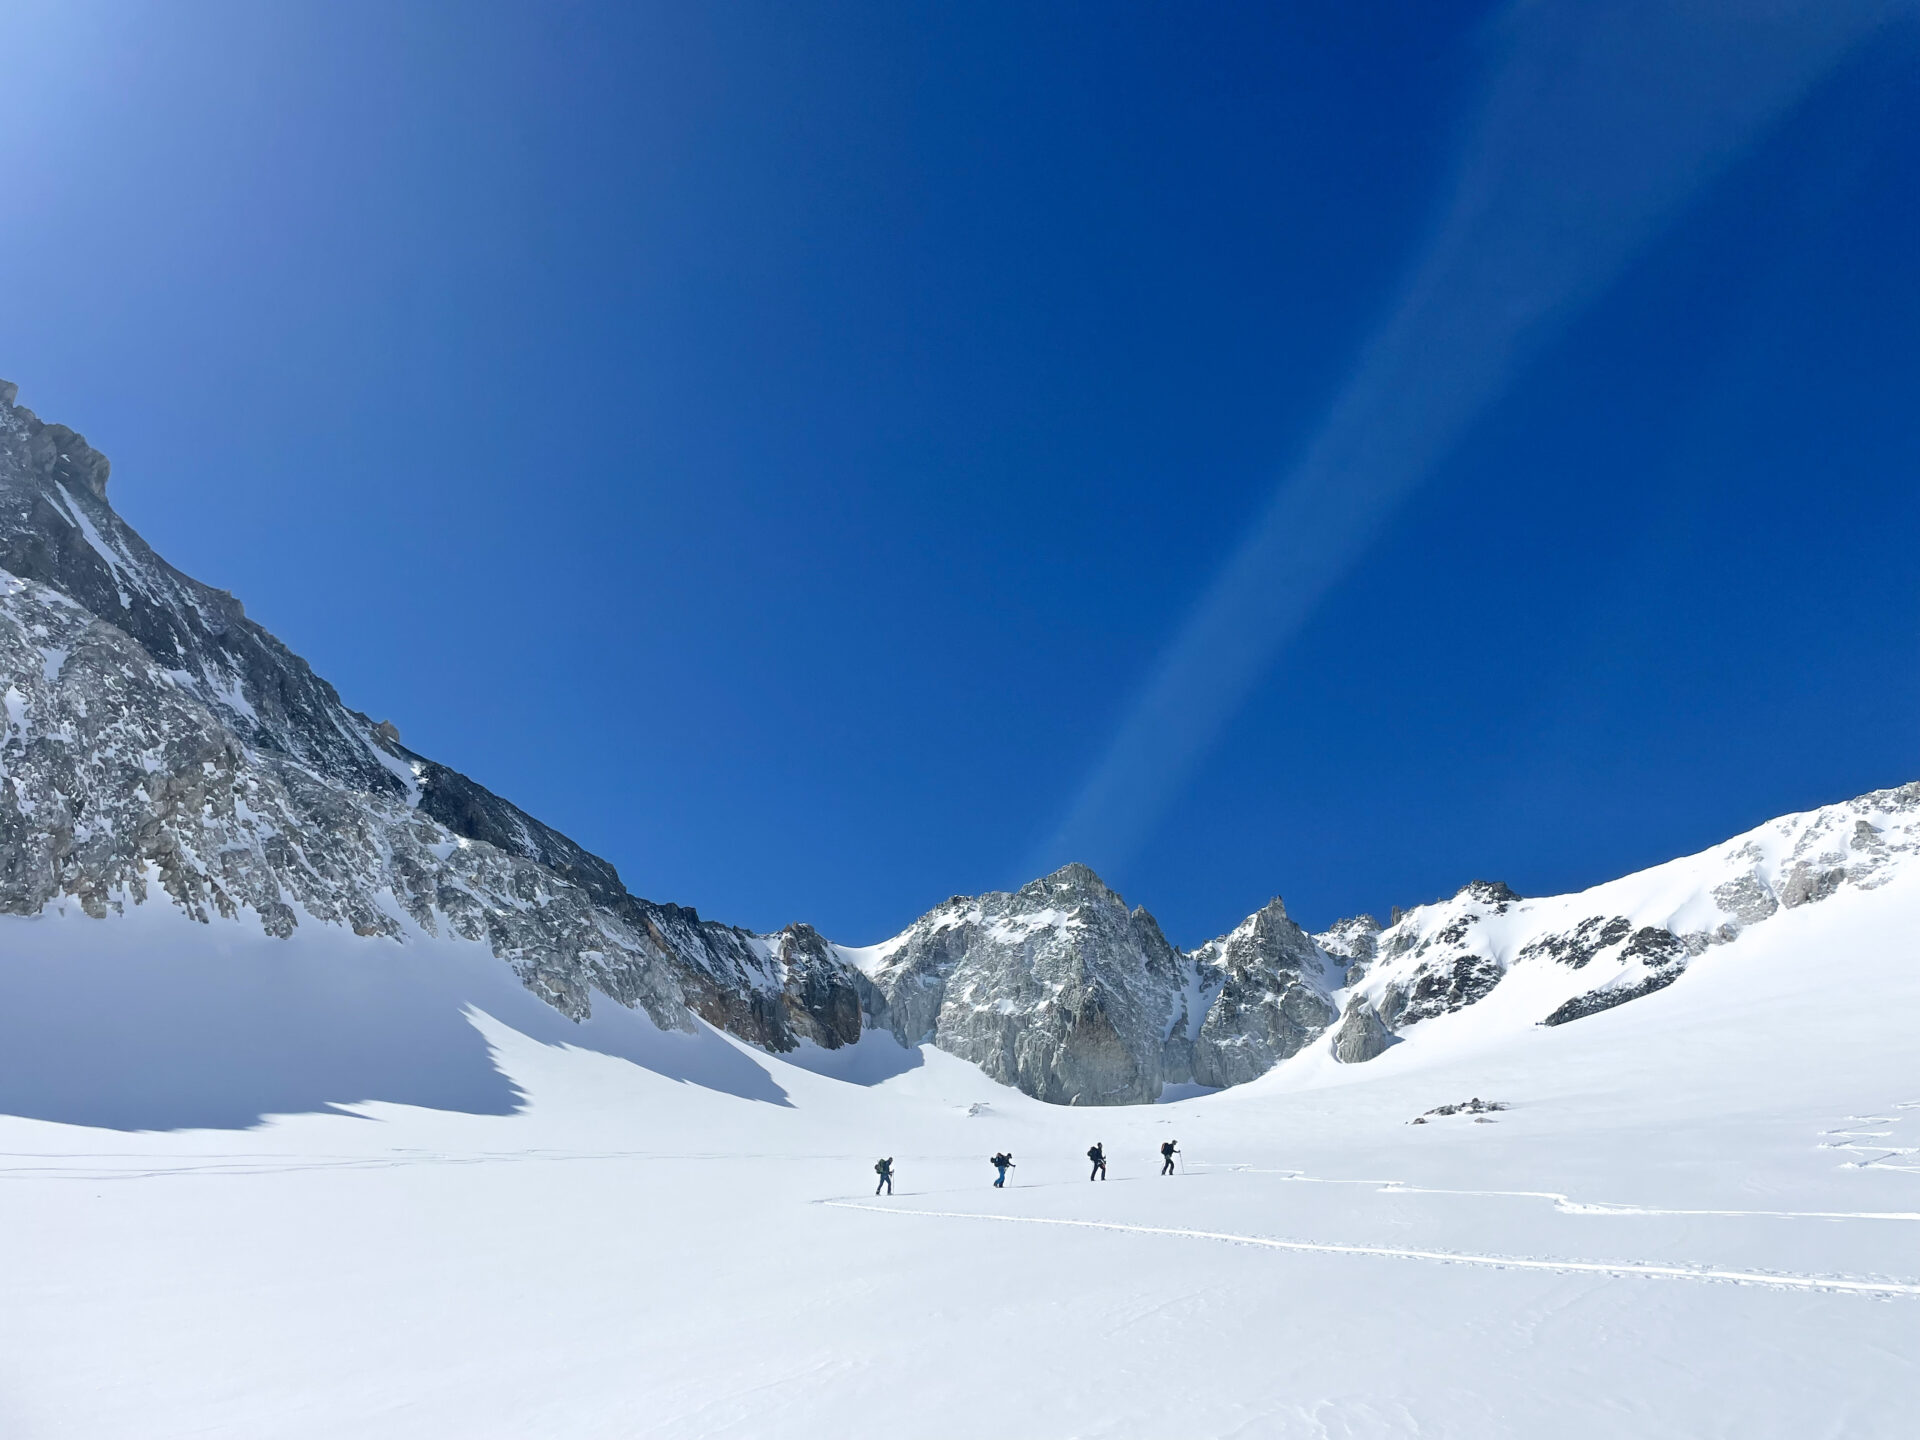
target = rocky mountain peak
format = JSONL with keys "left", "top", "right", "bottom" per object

{"left": 1194, "top": 896, "right": 1316, "bottom": 975}
{"left": 773, "top": 920, "right": 833, "bottom": 958}
{"left": 1018, "top": 861, "right": 1119, "bottom": 907}
{"left": 1251, "top": 894, "right": 1290, "bottom": 923}
{"left": 1248, "top": 892, "right": 1292, "bottom": 928}
{"left": 1182, "top": 894, "right": 1341, "bottom": 1088}
{"left": 1455, "top": 879, "right": 1521, "bottom": 907}
{"left": 0, "top": 382, "right": 109, "bottom": 500}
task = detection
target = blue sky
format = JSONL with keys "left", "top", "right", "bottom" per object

{"left": 3, "top": 2, "right": 1917, "bottom": 946}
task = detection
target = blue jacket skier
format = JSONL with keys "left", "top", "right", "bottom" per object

{"left": 1160, "top": 1140, "right": 1179, "bottom": 1175}
{"left": 1088, "top": 1142, "right": 1107, "bottom": 1180}
{"left": 991, "top": 1152, "right": 1014, "bottom": 1187}
{"left": 874, "top": 1157, "right": 894, "bottom": 1195}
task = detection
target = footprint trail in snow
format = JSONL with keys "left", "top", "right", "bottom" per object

{"left": 826, "top": 1201, "right": 1920, "bottom": 1298}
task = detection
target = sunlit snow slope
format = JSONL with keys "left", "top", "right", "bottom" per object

{"left": 0, "top": 847, "right": 1914, "bottom": 1439}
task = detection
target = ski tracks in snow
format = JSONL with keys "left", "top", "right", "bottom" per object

{"left": 823, "top": 1125, "right": 1920, "bottom": 1301}
{"left": 1183, "top": 1166, "right": 1920, "bottom": 1223}
{"left": 823, "top": 1201, "right": 1920, "bottom": 1299}
{"left": 1821, "top": 1100, "right": 1920, "bottom": 1173}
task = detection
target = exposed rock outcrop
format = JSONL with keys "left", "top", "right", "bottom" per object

{"left": 1314, "top": 913, "right": 1382, "bottom": 985}
{"left": 1517, "top": 915, "right": 1634, "bottom": 970}
{"left": 1331, "top": 999, "right": 1395, "bottom": 1063}
{"left": 1190, "top": 898, "right": 1339, "bottom": 1087}
{"left": 849, "top": 878, "right": 1353, "bottom": 1102}
{"left": 766, "top": 923, "right": 872, "bottom": 1049}
{"left": 854, "top": 864, "right": 1199, "bottom": 1105}
{"left": 1373, "top": 887, "right": 1514, "bottom": 1031}
{"left": 1541, "top": 927, "right": 1690, "bottom": 1027}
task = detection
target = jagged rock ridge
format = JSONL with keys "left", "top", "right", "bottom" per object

{"left": 0, "top": 382, "right": 853, "bottom": 1052}
{"left": 3, "top": 381, "right": 1916, "bottom": 1103}
{"left": 835, "top": 869, "right": 1345, "bottom": 1103}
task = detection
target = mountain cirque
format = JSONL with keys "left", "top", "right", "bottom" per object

{"left": 3, "top": 381, "right": 1915, "bottom": 1103}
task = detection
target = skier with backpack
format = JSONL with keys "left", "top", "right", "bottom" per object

{"left": 1087, "top": 1142, "right": 1107, "bottom": 1181}
{"left": 1160, "top": 1140, "right": 1179, "bottom": 1175}
{"left": 873, "top": 1157, "right": 894, "bottom": 1195}
{"left": 990, "top": 1152, "right": 1015, "bottom": 1187}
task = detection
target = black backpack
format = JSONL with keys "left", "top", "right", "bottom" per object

{"left": 1088, "top": 1146, "right": 1101, "bottom": 1162}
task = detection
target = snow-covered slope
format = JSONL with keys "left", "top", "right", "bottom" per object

{"left": 1339, "top": 782, "right": 1920, "bottom": 1045}
{"left": 0, "top": 857, "right": 1913, "bottom": 1438}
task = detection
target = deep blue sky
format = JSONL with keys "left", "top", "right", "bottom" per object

{"left": 4, "top": 2, "right": 1917, "bottom": 946}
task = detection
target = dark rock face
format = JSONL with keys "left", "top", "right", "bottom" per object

{"left": 1362, "top": 880, "right": 1530, "bottom": 1034}
{"left": 1541, "top": 928, "right": 1690, "bottom": 1027}
{"left": 768, "top": 923, "right": 871, "bottom": 1050}
{"left": 1542, "top": 970, "right": 1680, "bottom": 1026}
{"left": 1379, "top": 950, "right": 1505, "bottom": 1029}
{"left": 1410, "top": 1098, "right": 1507, "bottom": 1122}
{"left": 1517, "top": 915, "right": 1634, "bottom": 970}
{"left": 1619, "top": 926, "right": 1689, "bottom": 971}
{"left": 1374, "top": 901, "right": 1507, "bottom": 1030}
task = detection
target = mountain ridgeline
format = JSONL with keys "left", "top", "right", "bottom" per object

{"left": 3, "top": 383, "right": 1915, "bottom": 1104}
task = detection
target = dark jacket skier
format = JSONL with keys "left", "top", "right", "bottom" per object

{"left": 874, "top": 1157, "right": 894, "bottom": 1195}
{"left": 1160, "top": 1140, "right": 1179, "bottom": 1175}
{"left": 1087, "top": 1142, "right": 1107, "bottom": 1181}
{"left": 991, "top": 1152, "right": 1014, "bottom": 1187}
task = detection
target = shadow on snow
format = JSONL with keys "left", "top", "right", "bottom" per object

{"left": 0, "top": 906, "right": 793, "bottom": 1130}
